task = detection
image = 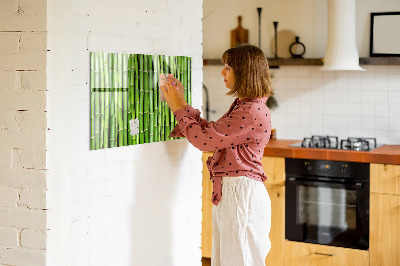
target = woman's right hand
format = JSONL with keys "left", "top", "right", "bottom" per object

{"left": 169, "top": 76, "right": 187, "bottom": 108}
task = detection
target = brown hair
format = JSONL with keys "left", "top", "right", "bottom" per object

{"left": 221, "top": 44, "right": 273, "bottom": 99}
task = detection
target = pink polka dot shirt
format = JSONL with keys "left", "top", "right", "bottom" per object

{"left": 169, "top": 97, "right": 271, "bottom": 206}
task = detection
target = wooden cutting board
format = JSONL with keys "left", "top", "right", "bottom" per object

{"left": 231, "top": 16, "right": 249, "bottom": 48}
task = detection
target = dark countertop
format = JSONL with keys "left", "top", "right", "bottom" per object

{"left": 263, "top": 139, "right": 400, "bottom": 165}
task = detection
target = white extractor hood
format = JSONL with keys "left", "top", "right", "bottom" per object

{"left": 320, "top": 0, "right": 365, "bottom": 71}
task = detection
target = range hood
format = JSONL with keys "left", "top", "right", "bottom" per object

{"left": 320, "top": 0, "right": 365, "bottom": 71}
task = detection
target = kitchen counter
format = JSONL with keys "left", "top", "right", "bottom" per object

{"left": 263, "top": 139, "right": 400, "bottom": 164}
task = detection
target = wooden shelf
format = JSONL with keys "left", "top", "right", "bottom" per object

{"left": 203, "top": 58, "right": 323, "bottom": 67}
{"left": 203, "top": 57, "right": 400, "bottom": 67}
{"left": 359, "top": 57, "right": 400, "bottom": 65}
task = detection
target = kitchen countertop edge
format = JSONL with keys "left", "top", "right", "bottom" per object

{"left": 263, "top": 140, "right": 400, "bottom": 165}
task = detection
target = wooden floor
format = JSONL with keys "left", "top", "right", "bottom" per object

{"left": 202, "top": 257, "right": 211, "bottom": 266}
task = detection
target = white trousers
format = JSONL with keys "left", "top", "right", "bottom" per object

{"left": 212, "top": 176, "right": 271, "bottom": 266}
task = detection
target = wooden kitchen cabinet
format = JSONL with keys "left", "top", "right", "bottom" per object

{"left": 202, "top": 152, "right": 213, "bottom": 258}
{"left": 370, "top": 163, "right": 400, "bottom": 266}
{"left": 284, "top": 241, "right": 369, "bottom": 266}
{"left": 370, "top": 163, "right": 400, "bottom": 195}
{"left": 262, "top": 156, "right": 285, "bottom": 266}
{"left": 264, "top": 184, "right": 285, "bottom": 266}
{"left": 370, "top": 193, "right": 400, "bottom": 266}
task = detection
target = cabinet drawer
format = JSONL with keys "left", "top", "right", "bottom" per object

{"left": 284, "top": 241, "right": 369, "bottom": 266}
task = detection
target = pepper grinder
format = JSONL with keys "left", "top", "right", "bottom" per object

{"left": 273, "top": 21, "right": 279, "bottom": 58}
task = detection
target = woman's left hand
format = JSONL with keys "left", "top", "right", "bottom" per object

{"left": 161, "top": 76, "right": 186, "bottom": 113}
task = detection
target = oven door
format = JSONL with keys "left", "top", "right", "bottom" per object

{"left": 285, "top": 177, "right": 369, "bottom": 250}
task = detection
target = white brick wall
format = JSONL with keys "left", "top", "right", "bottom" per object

{"left": 46, "top": 1, "right": 203, "bottom": 266}
{"left": 0, "top": 0, "right": 48, "bottom": 265}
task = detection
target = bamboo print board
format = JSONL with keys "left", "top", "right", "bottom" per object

{"left": 90, "top": 52, "right": 192, "bottom": 150}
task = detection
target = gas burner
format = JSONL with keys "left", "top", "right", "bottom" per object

{"left": 301, "top": 135, "right": 339, "bottom": 149}
{"left": 340, "top": 137, "right": 377, "bottom": 151}
{"left": 290, "top": 136, "right": 380, "bottom": 151}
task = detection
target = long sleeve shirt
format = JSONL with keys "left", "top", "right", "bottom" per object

{"left": 169, "top": 97, "right": 272, "bottom": 205}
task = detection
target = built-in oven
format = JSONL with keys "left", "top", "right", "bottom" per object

{"left": 285, "top": 158, "right": 370, "bottom": 250}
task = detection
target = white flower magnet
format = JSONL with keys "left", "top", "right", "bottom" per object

{"left": 129, "top": 118, "right": 140, "bottom": 136}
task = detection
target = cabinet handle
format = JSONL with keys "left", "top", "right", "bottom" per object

{"left": 314, "top": 252, "right": 335, "bottom": 257}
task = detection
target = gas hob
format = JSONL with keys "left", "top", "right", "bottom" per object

{"left": 289, "top": 135, "right": 383, "bottom": 151}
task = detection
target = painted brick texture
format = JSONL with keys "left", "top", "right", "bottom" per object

{"left": 0, "top": 0, "right": 48, "bottom": 265}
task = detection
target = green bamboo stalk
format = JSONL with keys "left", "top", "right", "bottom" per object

{"left": 122, "top": 53, "right": 129, "bottom": 146}
{"left": 139, "top": 54, "right": 144, "bottom": 144}
{"left": 152, "top": 55, "right": 158, "bottom": 143}
{"left": 116, "top": 53, "right": 124, "bottom": 147}
{"left": 134, "top": 54, "right": 140, "bottom": 145}
{"left": 163, "top": 55, "right": 170, "bottom": 140}
{"left": 94, "top": 52, "right": 101, "bottom": 150}
{"left": 128, "top": 54, "right": 135, "bottom": 145}
{"left": 158, "top": 55, "right": 163, "bottom": 141}
{"left": 113, "top": 53, "right": 119, "bottom": 147}
{"left": 99, "top": 52, "right": 105, "bottom": 149}
{"left": 170, "top": 55, "right": 176, "bottom": 139}
{"left": 149, "top": 55, "right": 154, "bottom": 143}
{"left": 103, "top": 52, "right": 111, "bottom": 149}
{"left": 183, "top": 56, "right": 188, "bottom": 105}
{"left": 188, "top": 56, "right": 192, "bottom": 106}
{"left": 109, "top": 53, "right": 116, "bottom": 148}
{"left": 143, "top": 55, "right": 149, "bottom": 143}
{"left": 90, "top": 52, "right": 95, "bottom": 150}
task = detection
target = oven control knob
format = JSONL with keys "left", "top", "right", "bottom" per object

{"left": 304, "top": 162, "right": 312, "bottom": 171}
{"left": 340, "top": 164, "right": 347, "bottom": 174}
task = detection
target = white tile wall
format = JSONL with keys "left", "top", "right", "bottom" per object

{"left": 204, "top": 65, "right": 400, "bottom": 144}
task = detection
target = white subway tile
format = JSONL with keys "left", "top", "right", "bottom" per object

{"left": 388, "top": 76, "right": 400, "bottom": 91}
{"left": 348, "top": 90, "right": 362, "bottom": 104}
{"left": 361, "top": 90, "right": 375, "bottom": 104}
{"left": 285, "top": 66, "right": 298, "bottom": 77}
{"left": 374, "top": 117, "right": 389, "bottom": 130}
{"left": 361, "top": 104, "right": 375, "bottom": 116}
{"left": 362, "top": 116, "right": 375, "bottom": 130}
{"left": 375, "top": 104, "right": 389, "bottom": 117}
{"left": 388, "top": 117, "right": 400, "bottom": 131}
{"left": 374, "top": 130, "right": 389, "bottom": 144}
{"left": 374, "top": 65, "right": 388, "bottom": 77}
{"left": 323, "top": 103, "right": 336, "bottom": 116}
{"left": 374, "top": 78, "right": 388, "bottom": 94}
{"left": 388, "top": 131, "right": 400, "bottom": 143}
{"left": 374, "top": 90, "right": 388, "bottom": 104}
{"left": 388, "top": 91, "right": 400, "bottom": 104}
{"left": 348, "top": 116, "right": 362, "bottom": 129}
{"left": 388, "top": 104, "right": 400, "bottom": 117}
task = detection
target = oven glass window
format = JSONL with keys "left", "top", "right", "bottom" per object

{"left": 297, "top": 186, "right": 356, "bottom": 230}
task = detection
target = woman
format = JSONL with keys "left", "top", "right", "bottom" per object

{"left": 161, "top": 44, "right": 273, "bottom": 266}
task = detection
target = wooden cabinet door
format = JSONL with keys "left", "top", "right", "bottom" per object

{"left": 201, "top": 152, "right": 213, "bottom": 258}
{"left": 370, "top": 193, "right": 400, "bottom": 266}
{"left": 262, "top": 156, "right": 285, "bottom": 186}
{"left": 264, "top": 184, "right": 284, "bottom": 266}
{"left": 370, "top": 163, "right": 400, "bottom": 195}
{"left": 284, "top": 241, "right": 369, "bottom": 266}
